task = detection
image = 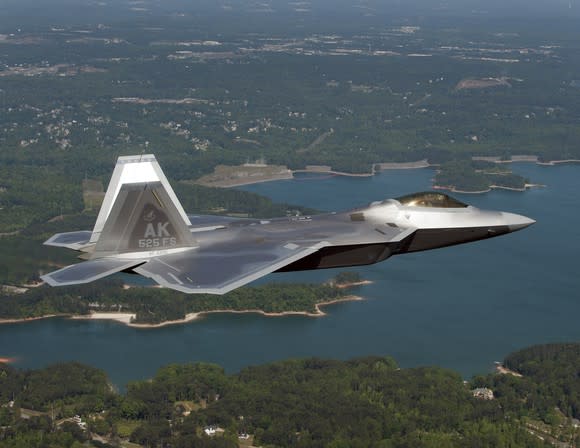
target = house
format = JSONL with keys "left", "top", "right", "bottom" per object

{"left": 472, "top": 387, "right": 494, "bottom": 400}
{"left": 204, "top": 425, "right": 224, "bottom": 436}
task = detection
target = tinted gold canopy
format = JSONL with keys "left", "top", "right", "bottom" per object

{"left": 395, "top": 192, "right": 468, "bottom": 208}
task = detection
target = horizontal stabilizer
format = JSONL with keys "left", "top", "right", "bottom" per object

{"left": 44, "top": 231, "right": 92, "bottom": 250}
{"left": 41, "top": 258, "right": 141, "bottom": 287}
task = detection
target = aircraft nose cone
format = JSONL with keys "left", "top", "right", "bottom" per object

{"left": 502, "top": 212, "right": 536, "bottom": 232}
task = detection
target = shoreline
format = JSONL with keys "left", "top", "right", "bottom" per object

{"left": 375, "top": 160, "right": 432, "bottom": 170}
{"left": 202, "top": 157, "right": 576, "bottom": 189}
{"left": 536, "top": 159, "right": 580, "bottom": 166}
{"left": 198, "top": 172, "right": 294, "bottom": 188}
{"left": 70, "top": 312, "right": 136, "bottom": 325}
{"left": 129, "top": 295, "right": 364, "bottom": 328}
{"left": 205, "top": 169, "right": 375, "bottom": 188}
{"left": 434, "top": 182, "right": 544, "bottom": 195}
{"left": 490, "top": 183, "right": 545, "bottom": 192}
{"left": 293, "top": 169, "right": 373, "bottom": 178}
{"left": 434, "top": 185, "right": 491, "bottom": 194}
{"left": 1, "top": 296, "right": 364, "bottom": 329}
{"left": 0, "top": 314, "right": 63, "bottom": 325}
{"left": 334, "top": 280, "right": 374, "bottom": 289}
{"left": 494, "top": 362, "right": 523, "bottom": 377}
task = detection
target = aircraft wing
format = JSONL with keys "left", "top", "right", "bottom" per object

{"left": 133, "top": 217, "right": 415, "bottom": 294}
{"left": 134, "top": 239, "right": 329, "bottom": 294}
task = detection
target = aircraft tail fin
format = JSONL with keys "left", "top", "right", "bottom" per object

{"left": 90, "top": 155, "right": 191, "bottom": 241}
{"left": 41, "top": 154, "right": 195, "bottom": 286}
{"left": 89, "top": 154, "right": 195, "bottom": 256}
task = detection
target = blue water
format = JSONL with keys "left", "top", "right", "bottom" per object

{"left": 1, "top": 163, "right": 579, "bottom": 388}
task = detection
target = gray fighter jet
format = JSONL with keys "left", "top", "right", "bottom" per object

{"left": 42, "top": 154, "right": 535, "bottom": 294}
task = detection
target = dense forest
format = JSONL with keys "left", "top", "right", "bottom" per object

{"left": 1, "top": 343, "right": 578, "bottom": 447}
{"left": 496, "top": 344, "right": 580, "bottom": 420}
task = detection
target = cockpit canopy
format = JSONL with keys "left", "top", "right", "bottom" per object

{"left": 394, "top": 192, "right": 468, "bottom": 208}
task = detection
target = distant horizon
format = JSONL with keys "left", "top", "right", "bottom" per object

{"left": 1, "top": 0, "right": 578, "bottom": 28}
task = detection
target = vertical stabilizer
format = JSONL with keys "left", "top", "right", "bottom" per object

{"left": 92, "top": 181, "right": 196, "bottom": 256}
{"left": 90, "top": 154, "right": 191, "bottom": 244}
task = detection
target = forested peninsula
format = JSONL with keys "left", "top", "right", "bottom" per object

{"left": 1, "top": 343, "right": 578, "bottom": 448}
{"left": 0, "top": 271, "right": 368, "bottom": 326}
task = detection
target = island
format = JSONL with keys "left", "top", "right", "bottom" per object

{"left": 434, "top": 159, "right": 531, "bottom": 193}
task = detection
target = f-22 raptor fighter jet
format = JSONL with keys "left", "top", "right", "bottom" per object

{"left": 42, "top": 154, "right": 535, "bottom": 294}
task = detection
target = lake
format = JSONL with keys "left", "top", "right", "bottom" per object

{"left": 1, "top": 163, "right": 579, "bottom": 388}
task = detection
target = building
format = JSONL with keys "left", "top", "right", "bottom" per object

{"left": 472, "top": 387, "right": 494, "bottom": 400}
